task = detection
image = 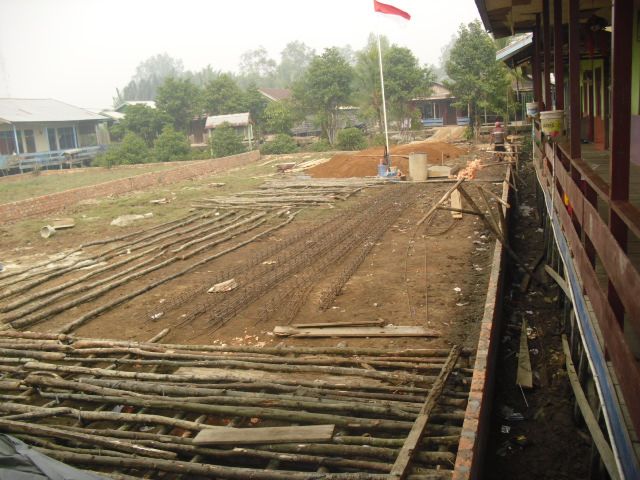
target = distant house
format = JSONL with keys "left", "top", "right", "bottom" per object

{"left": 0, "top": 98, "right": 109, "bottom": 173}
{"left": 258, "top": 88, "right": 292, "bottom": 103}
{"left": 114, "top": 101, "right": 156, "bottom": 112}
{"left": 100, "top": 101, "right": 157, "bottom": 124}
{"left": 205, "top": 112, "right": 254, "bottom": 146}
{"left": 412, "top": 83, "right": 470, "bottom": 127}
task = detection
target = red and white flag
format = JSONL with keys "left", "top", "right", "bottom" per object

{"left": 373, "top": 0, "right": 411, "bottom": 21}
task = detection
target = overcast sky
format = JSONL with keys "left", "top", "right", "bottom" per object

{"left": 0, "top": 0, "right": 480, "bottom": 109}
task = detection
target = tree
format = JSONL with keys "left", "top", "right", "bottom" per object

{"left": 383, "top": 46, "right": 434, "bottom": 132}
{"left": 202, "top": 74, "right": 246, "bottom": 116}
{"left": 243, "top": 83, "right": 269, "bottom": 132}
{"left": 445, "top": 20, "right": 511, "bottom": 135}
{"left": 154, "top": 126, "right": 191, "bottom": 162}
{"left": 114, "top": 53, "right": 184, "bottom": 104}
{"left": 274, "top": 41, "right": 315, "bottom": 87}
{"left": 337, "top": 128, "right": 366, "bottom": 151}
{"left": 354, "top": 34, "right": 390, "bottom": 128}
{"left": 155, "top": 77, "right": 200, "bottom": 132}
{"left": 120, "top": 104, "right": 171, "bottom": 147}
{"left": 96, "top": 133, "right": 150, "bottom": 166}
{"left": 260, "top": 134, "right": 298, "bottom": 155}
{"left": 263, "top": 101, "right": 295, "bottom": 134}
{"left": 292, "top": 48, "right": 354, "bottom": 145}
{"left": 238, "top": 47, "right": 277, "bottom": 87}
{"left": 209, "top": 123, "right": 246, "bottom": 158}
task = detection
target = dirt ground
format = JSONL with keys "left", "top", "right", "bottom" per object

{"left": 307, "top": 141, "right": 469, "bottom": 178}
{"left": 484, "top": 161, "right": 590, "bottom": 479}
{"left": 0, "top": 144, "right": 501, "bottom": 359}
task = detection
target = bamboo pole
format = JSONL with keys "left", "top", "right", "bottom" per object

{"left": 33, "top": 448, "right": 391, "bottom": 480}
{"left": 416, "top": 178, "right": 465, "bottom": 226}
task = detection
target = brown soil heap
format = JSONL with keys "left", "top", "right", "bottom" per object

{"left": 306, "top": 141, "right": 467, "bottom": 178}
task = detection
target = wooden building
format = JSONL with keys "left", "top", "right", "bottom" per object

{"left": 465, "top": 0, "right": 640, "bottom": 479}
{"left": 412, "top": 83, "right": 471, "bottom": 127}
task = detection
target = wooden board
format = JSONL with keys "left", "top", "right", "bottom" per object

{"left": 193, "top": 424, "right": 336, "bottom": 445}
{"left": 450, "top": 190, "right": 463, "bottom": 219}
{"left": 273, "top": 326, "right": 439, "bottom": 338}
{"left": 290, "top": 320, "right": 384, "bottom": 328}
{"left": 516, "top": 320, "right": 533, "bottom": 389}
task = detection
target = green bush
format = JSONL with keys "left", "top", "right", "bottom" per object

{"left": 309, "top": 139, "right": 332, "bottom": 152}
{"left": 337, "top": 128, "right": 366, "bottom": 151}
{"left": 369, "top": 133, "right": 387, "bottom": 147}
{"left": 95, "top": 133, "right": 150, "bottom": 167}
{"left": 209, "top": 123, "right": 246, "bottom": 158}
{"left": 260, "top": 134, "right": 298, "bottom": 155}
{"left": 154, "top": 126, "right": 191, "bottom": 162}
{"left": 190, "top": 147, "right": 211, "bottom": 160}
{"left": 263, "top": 101, "right": 295, "bottom": 134}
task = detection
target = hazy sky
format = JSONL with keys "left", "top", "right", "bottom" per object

{"left": 0, "top": 0, "right": 480, "bottom": 109}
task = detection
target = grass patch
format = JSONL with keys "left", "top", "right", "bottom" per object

{"left": 0, "top": 164, "right": 181, "bottom": 204}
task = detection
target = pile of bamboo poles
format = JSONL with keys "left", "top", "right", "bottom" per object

{"left": 0, "top": 330, "right": 471, "bottom": 479}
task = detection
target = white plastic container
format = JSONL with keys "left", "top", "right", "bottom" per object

{"left": 409, "top": 153, "right": 428, "bottom": 181}
{"left": 539, "top": 110, "right": 564, "bottom": 139}
{"left": 526, "top": 101, "right": 539, "bottom": 118}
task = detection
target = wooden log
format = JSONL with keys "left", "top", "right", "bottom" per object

{"left": 416, "top": 178, "right": 465, "bottom": 226}
{"left": 273, "top": 325, "right": 440, "bottom": 338}
{"left": 291, "top": 320, "right": 384, "bottom": 328}
{"left": 389, "top": 345, "right": 461, "bottom": 479}
{"left": 33, "top": 391, "right": 416, "bottom": 432}
{"left": 15, "top": 434, "right": 131, "bottom": 459}
{"left": 194, "top": 425, "right": 336, "bottom": 445}
{"left": 34, "top": 448, "right": 391, "bottom": 480}
{"left": 0, "top": 418, "right": 175, "bottom": 459}
{"left": 24, "top": 375, "right": 417, "bottom": 420}
{"left": 22, "top": 360, "right": 429, "bottom": 394}
{"left": 233, "top": 446, "right": 392, "bottom": 472}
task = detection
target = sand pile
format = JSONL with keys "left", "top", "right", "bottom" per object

{"left": 306, "top": 141, "right": 467, "bottom": 178}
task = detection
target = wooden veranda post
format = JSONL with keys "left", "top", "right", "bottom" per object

{"left": 608, "top": 0, "right": 633, "bottom": 324}
{"left": 533, "top": 16, "right": 543, "bottom": 108}
{"left": 553, "top": 0, "right": 564, "bottom": 110}
{"left": 543, "top": 0, "right": 553, "bottom": 110}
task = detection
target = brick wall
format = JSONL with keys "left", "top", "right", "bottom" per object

{"left": 0, "top": 151, "right": 260, "bottom": 223}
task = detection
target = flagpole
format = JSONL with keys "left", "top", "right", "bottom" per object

{"left": 376, "top": 32, "right": 391, "bottom": 168}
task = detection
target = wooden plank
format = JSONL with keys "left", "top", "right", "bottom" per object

{"left": 561, "top": 335, "right": 620, "bottom": 480}
{"left": 290, "top": 320, "right": 384, "bottom": 328}
{"left": 193, "top": 424, "right": 336, "bottom": 446}
{"left": 450, "top": 190, "right": 463, "bottom": 219}
{"left": 516, "top": 320, "right": 533, "bottom": 389}
{"left": 544, "top": 264, "right": 570, "bottom": 298}
{"left": 389, "top": 346, "right": 461, "bottom": 479}
{"left": 273, "top": 326, "right": 440, "bottom": 338}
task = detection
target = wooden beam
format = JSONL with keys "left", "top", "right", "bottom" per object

{"left": 609, "top": 0, "right": 633, "bottom": 325}
{"left": 193, "top": 425, "right": 336, "bottom": 446}
{"left": 389, "top": 346, "right": 461, "bottom": 479}
{"left": 561, "top": 335, "right": 620, "bottom": 480}
{"left": 533, "top": 16, "right": 543, "bottom": 107}
{"left": 568, "top": 0, "right": 581, "bottom": 159}
{"left": 273, "top": 326, "right": 440, "bottom": 338}
{"left": 543, "top": 0, "right": 552, "bottom": 110}
{"left": 553, "top": 0, "right": 564, "bottom": 110}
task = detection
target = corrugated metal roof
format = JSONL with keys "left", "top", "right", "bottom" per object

{"left": 0, "top": 98, "right": 107, "bottom": 123}
{"left": 205, "top": 112, "right": 251, "bottom": 129}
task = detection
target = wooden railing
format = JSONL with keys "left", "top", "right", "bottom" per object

{"left": 533, "top": 122, "right": 640, "bottom": 437}
{"left": 0, "top": 146, "right": 106, "bottom": 172}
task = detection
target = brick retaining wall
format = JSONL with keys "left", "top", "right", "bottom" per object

{"left": 0, "top": 151, "right": 260, "bottom": 223}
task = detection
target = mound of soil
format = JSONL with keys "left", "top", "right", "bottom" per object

{"left": 306, "top": 141, "right": 467, "bottom": 178}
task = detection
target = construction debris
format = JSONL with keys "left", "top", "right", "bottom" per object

{"left": 207, "top": 278, "right": 238, "bottom": 293}
{"left": 110, "top": 213, "right": 153, "bottom": 227}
